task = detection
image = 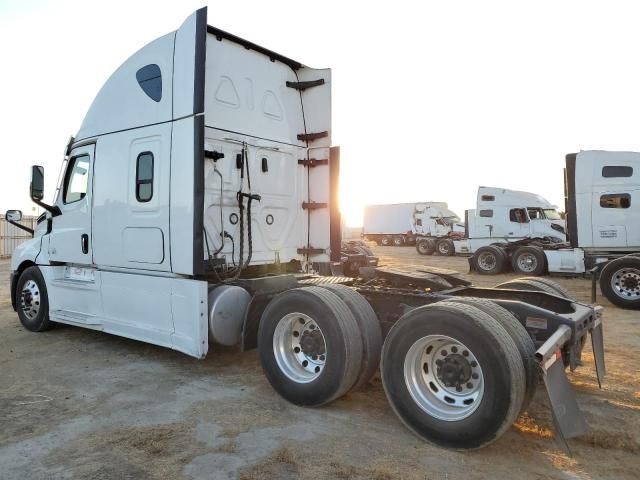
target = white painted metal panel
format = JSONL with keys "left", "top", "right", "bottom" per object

{"left": 173, "top": 9, "right": 200, "bottom": 118}
{"left": 169, "top": 117, "right": 198, "bottom": 275}
{"left": 76, "top": 33, "right": 174, "bottom": 140}
{"left": 296, "top": 68, "right": 332, "bottom": 148}
{"left": 204, "top": 34, "right": 306, "bottom": 147}
{"left": 202, "top": 129, "right": 307, "bottom": 266}
{"left": 92, "top": 125, "right": 171, "bottom": 270}
{"left": 42, "top": 265, "right": 208, "bottom": 358}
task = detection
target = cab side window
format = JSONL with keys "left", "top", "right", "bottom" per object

{"left": 136, "top": 152, "right": 154, "bottom": 202}
{"left": 509, "top": 208, "right": 528, "bottom": 223}
{"left": 527, "top": 208, "right": 543, "bottom": 220}
{"left": 63, "top": 155, "right": 90, "bottom": 204}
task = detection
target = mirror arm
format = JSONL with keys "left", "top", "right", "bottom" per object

{"left": 32, "top": 198, "right": 61, "bottom": 217}
{"left": 7, "top": 219, "right": 34, "bottom": 236}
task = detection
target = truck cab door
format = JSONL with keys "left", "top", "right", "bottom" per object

{"left": 49, "top": 144, "right": 95, "bottom": 265}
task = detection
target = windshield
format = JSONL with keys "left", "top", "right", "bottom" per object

{"left": 543, "top": 209, "right": 562, "bottom": 220}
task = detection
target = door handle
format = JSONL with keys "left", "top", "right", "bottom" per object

{"left": 81, "top": 234, "right": 89, "bottom": 254}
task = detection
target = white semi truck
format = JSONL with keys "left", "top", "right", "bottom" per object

{"left": 468, "top": 151, "right": 640, "bottom": 309}
{"left": 362, "top": 202, "right": 464, "bottom": 249}
{"left": 416, "top": 187, "right": 566, "bottom": 257}
{"left": 5, "top": 8, "right": 605, "bottom": 450}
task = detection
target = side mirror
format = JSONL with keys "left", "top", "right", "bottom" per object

{"left": 30, "top": 165, "right": 45, "bottom": 200}
{"left": 5, "top": 209, "right": 23, "bottom": 222}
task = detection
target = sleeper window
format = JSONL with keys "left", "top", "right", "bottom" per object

{"left": 602, "top": 166, "right": 633, "bottom": 178}
{"left": 136, "top": 152, "right": 154, "bottom": 202}
{"left": 136, "top": 64, "right": 162, "bottom": 102}
{"left": 479, "top": 209, "right": 493, "bottom": 218}
{"left": 63, "top": 155, "right": 90, "bottom": 204}
{"left": 600, "top": 193, "right": 631, "bottom": 209}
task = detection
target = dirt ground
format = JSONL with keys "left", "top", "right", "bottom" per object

{"left": 1, "top": 247, "right": 639, "bottom": 479}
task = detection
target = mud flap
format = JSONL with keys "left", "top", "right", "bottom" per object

{"left": 590, "top": 306, "right": 606, "bottom": 388}
{"left": 536, "top": 325, "right": 587, "bottom": 444}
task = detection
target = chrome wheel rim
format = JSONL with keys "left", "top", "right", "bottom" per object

{"left": 517, "top": 253, "right": 538, "bottom": 273}
{"left": 273, "top": 312, "right": 326, "bottom": 383}
{"left": 418, "top": 242, "right": 429, "bottom": 254}
{"left": 477, "top": 252, "right": 496, "bottom": 271}
{"left": 404, "top": 335, "right": 484, "bottom": 421}
{"left": 610, "top": 267, "right": 640, "bottom": 300}
{"left": 20, "top": 280, "right": 41, "bottom": 320}
{"left": 438, "top": 243, "right": 449, "bottom": 255}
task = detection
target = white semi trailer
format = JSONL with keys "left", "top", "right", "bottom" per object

{"left": 363, "top": 202, "right": 464, "bottom": 250}
{"left": 468, "top": 151, "right": 640, "bottom": 309}
{"left": 5, "top": 8, "right": 606, "bottom": 450}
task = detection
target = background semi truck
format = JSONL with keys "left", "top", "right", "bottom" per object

{"left": 363, "top": 202, "right": 464, "bottom": 251}
{"left": 5, "top": 8, "right": 606, "bottom": 450}
{"left": 415, "top": 187, "right": 566, "bottom": 257}
{"left": 468, "top": 151, "right": 640, "bottom": 309}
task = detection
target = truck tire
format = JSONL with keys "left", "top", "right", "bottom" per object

{"left": 511, "top": 246, "right": 546, "bottom": 276}
{"left": 416, "top": 238, "right": 436, "bottom": 256}
{"left": 435, "top": 238, "right": 455, "bottom": 256}
{"left": 258, "top": 287, "right": 363, "bottom": 406}
{"left": 318, "top": 284, "right": 382, "bottom": 389}
{"left": 441, "top": 298, "right": 537, "bottom": 414}
{"left": 381, "top": 302, "right": 525, "bottom": 449}
{"left": 15, "top": 266, "right": 53, "bottom": 332}
{"left": 471, "top": 246, "right": 506, "bottom": 275}
{"left": 516, "top": 277, "right": 574, "bottom": 300}
{"left": 381, "top": 236, "right": 391, "bottom": 246}
{"left": 494, "top": 278, "right": 558, "bottom": 296}
{"left": 599, "top": 256, "right": 640, "bottom": 309}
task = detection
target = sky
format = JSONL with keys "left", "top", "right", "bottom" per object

{"left": 2, "top": 0, "right": 640, "bottom": 225}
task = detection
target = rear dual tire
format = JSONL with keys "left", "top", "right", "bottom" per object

{"left": 435, "top": 238, "right": 455, "bottom": 256}
{"left": 416, "top": 238, "right": 436, "bottom": 256}
{"left": 471, "top": 245, "right": 507, "bottom": 274}
{"left": 599, "top": 256, "right": 640, "bottom": 309}
{"left": 258, "top": 286, "right": 382, "bottom": 407}
{"left": 381, "top": 302, "right": 525, "bottom": 449}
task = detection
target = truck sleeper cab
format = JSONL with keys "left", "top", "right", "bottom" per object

{"left": 467, "top": 152, "right": 640, "bottom": 309}
{"left": 8, "top": 8, "right": 605, "bottom": 450}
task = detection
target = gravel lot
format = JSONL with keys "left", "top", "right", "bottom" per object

{"left": 1, "top": 247, "right": 639, "bottom": 479}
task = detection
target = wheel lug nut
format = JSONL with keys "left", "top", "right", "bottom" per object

{"left": 293, "top": 331, "right": 299, "bottom": 337}
{"left": 462, "top": 350, "right": 469, "bottom": 357}
{"left": 302, "top": 360, "right": 308, "bottom": 367}
{"left": 466, "top": 382, "right": 473, "bottom": 389}
{"left": 472, "top": 373, "right": 479, "bottom": 379}
{"left": 451, "top": 346, "right": 458, "bottom": 353}
{"left": 294, "top": 347, "right": 300, "bottom": 353}
{"left": 470, "top": 361, "right": 478, "bottom": 368}
{"left": 312, "top": 355, "right": 318, "bottom": 361}
{"left": 319, "top": 355, "right": 325, "bottom": 361}
{"left": 441, "top": 350, "right": 448, "bottom": 356}
{"left": 455, "top": 385, "right": 462, "bottom": 392}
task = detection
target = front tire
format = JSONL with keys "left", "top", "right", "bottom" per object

{"left": 258, "top": 287, "right": 363, "bottom": 406}
{"left": 381, "top": 302, "right": 525, "bottom": 449}
{"left": 15, "top": 266, "right": 53, "bottom": 332}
